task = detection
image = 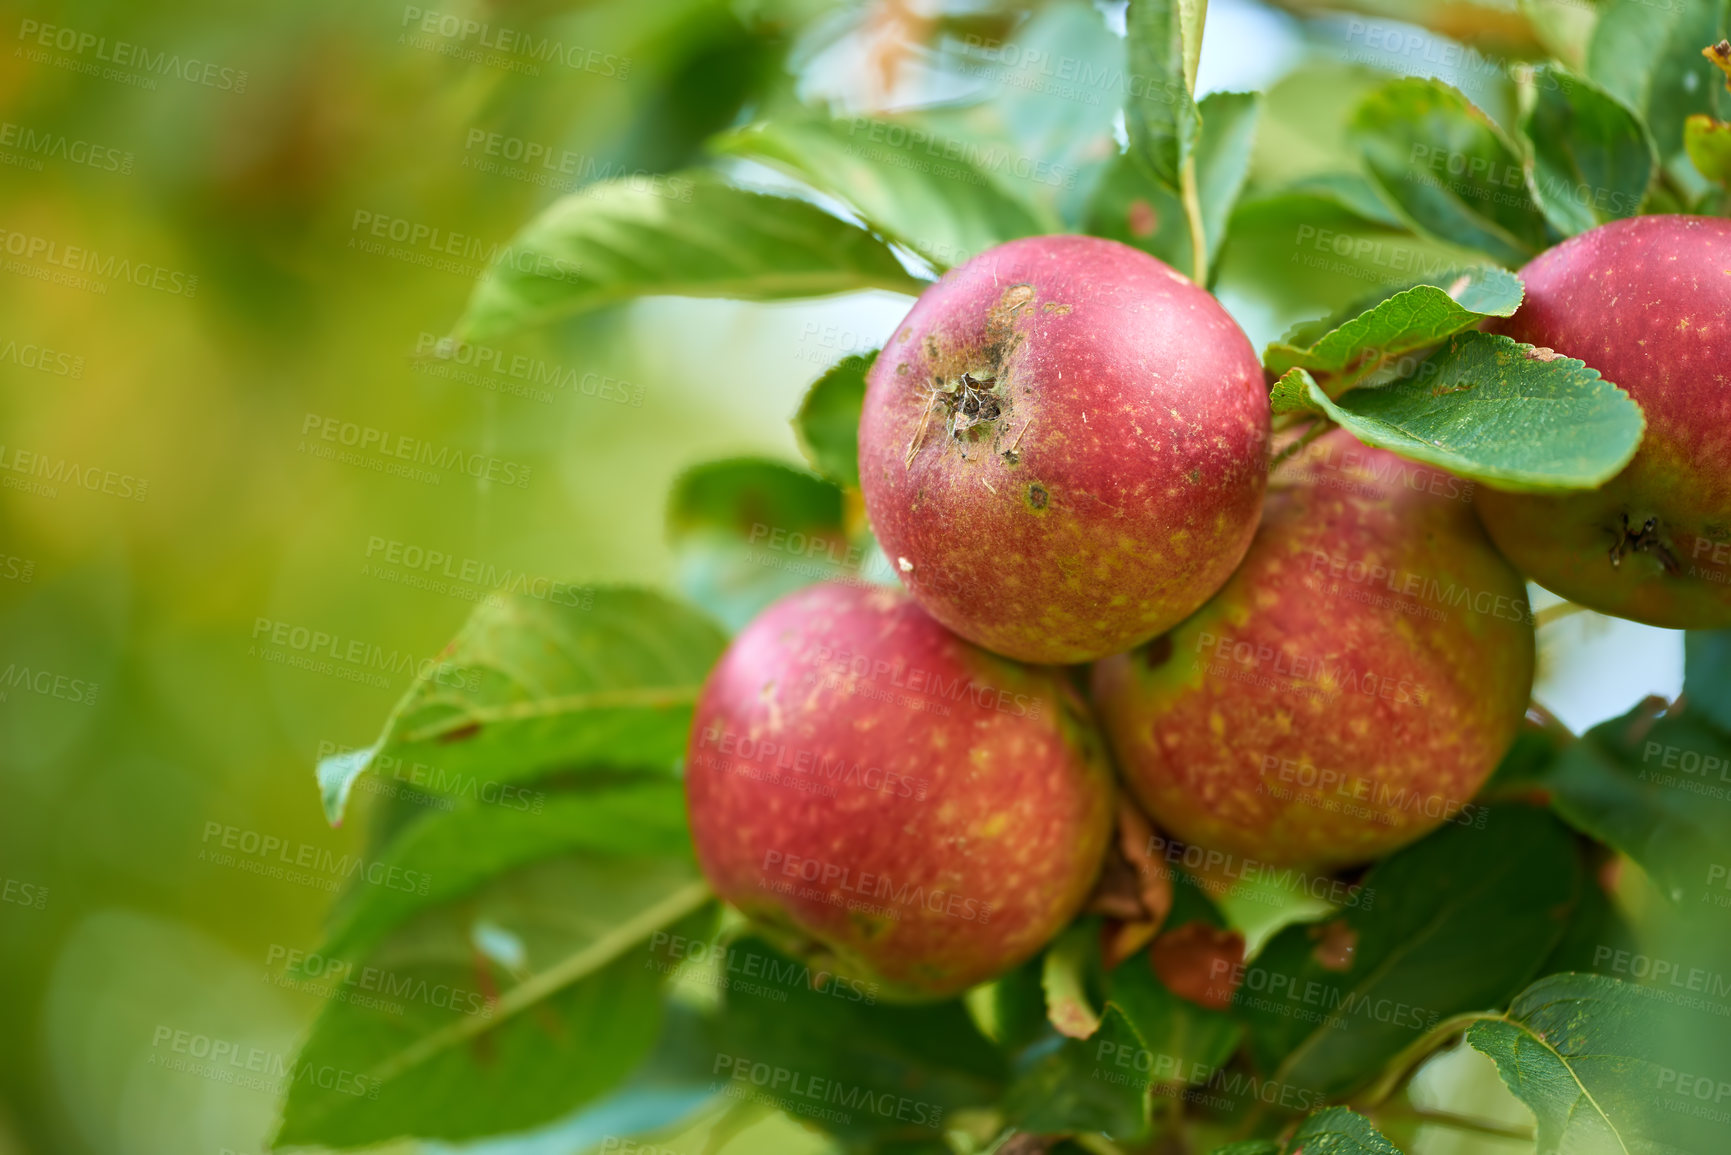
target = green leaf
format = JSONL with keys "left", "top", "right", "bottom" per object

{"left": 1269, "top": 173, "right": 1408, "bottom": 230}
{"left": 1264, "top": 266, "right": 1522, "bottom": 378}
{"left": 1685, "top": 114, "right": 1731, "bottom": 185}
{"left": 1540, "top": 698, "right": 1731, "bottom": 905}
{"left": 1269, "top": 368, "right": 1327, "bottom": 418}
{"left": 1685, "top": 630, "right": 1731, "bottom": 733}
{"left": 1353, "top": 78, "right": 1552, "bottom": 266}
{"left": 1003, "top": 1005, "right": 1152, "bottom": 1139}
{"left": 316, "top": 778, "right": 692, "bottom": 965}
{"left": 457, "top": 172, "right": 925, "bottom": 340}
{"left": 1207, "top": 1107, "right": 1402, "bottom": 1155}
{"left": 963, "top": 955, "right": 1050, "bottom": 1053}
{"left": 1125, "top": 0, "right": 1202, "bottom": 190}
{"left": 1084, "top": 151, "right": 1192, "bottom": 270}
{"left": 666, "top": 457, "right": 848, "bottom": 632}
{"left": 793, "top": 352, "right": 873, "bottom": 488}
{"left": 1522, "top": 66, "right": 1656, "bottom": 235}
{"left": 708, "top": 937, "right": 1007, "bottom": 1146}
{"left": 1588, "top": 0, "right": 1730, "bottom": 159}
{"left": 711, "top": 115, "right": 1055, "bottom": 269}
{"left": 1285, "top": 1108, "right": 1403, "bottom": 1154}
{"left": 317, "top": 589, "right": 728, "bottom": 824}
{"left": 1196, "top": 91, "right": 1264, "bottom": 278}
{"left": 274, "top": 852, "right": 714, "bottom": 1148}
{"left": 1290, "top": 331, "right": 1645, "bottom": 494}
{"left": 1240, "top": 808, "right": 1582, "bottom": 1104}
{"left": 1468, "top": 972, "right": 1731, "bottom": 1155}
{"left": 1087, "top": 92, "right": 1263, "bottom": 281}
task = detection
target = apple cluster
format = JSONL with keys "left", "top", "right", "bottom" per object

{"left": 685, "top": 220, "right": 1731, "bottom": 1000}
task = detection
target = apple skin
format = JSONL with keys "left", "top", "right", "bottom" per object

{"left": 685, "top": 581, "right": 1116, "bottom": 1001}
{"left": 1091, "top": 430, "right": 1534, "bottom": 869}
{"left": 857, "top": 235, "right": 1269, "bottom": 664}
{"left": 1475, "top": 214, "right": 1731, "bottom": 628}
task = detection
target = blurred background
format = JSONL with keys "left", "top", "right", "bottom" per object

{"left": 0, "top": 0, "right": 1690, "bottom": 1152}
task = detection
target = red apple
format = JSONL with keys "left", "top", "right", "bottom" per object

{"left": 1475, "top": 214, "right": 1731, "bottom": 628}
{"left": 1091, "top": 430, "right": 1534, "bottom": 869}
{"left": 857, "top": 235, "right": 1269, "bottom": 664}
{"left": 685, "top": 582, "right": 1115, "bottom": 1000}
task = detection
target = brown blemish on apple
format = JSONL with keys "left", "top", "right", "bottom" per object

{"left": 1026, "top": 482, "right": 1050, "bottom": 511}
{"left": 1042, "top": 301, "right": 1073, "bottom": 315}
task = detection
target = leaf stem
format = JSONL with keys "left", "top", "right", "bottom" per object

{"left": 1375, "top": 1103, "right": 1535, "bottom": 1143}
{"left": 1351, "top": 1010, "right": 1504, "bottom": 1112}
{"left": 1534, "top": 601, "right": 1592, "bottom": 629}
{"left": 1181, "top": 157, "right": 1208, "bottom": 285}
